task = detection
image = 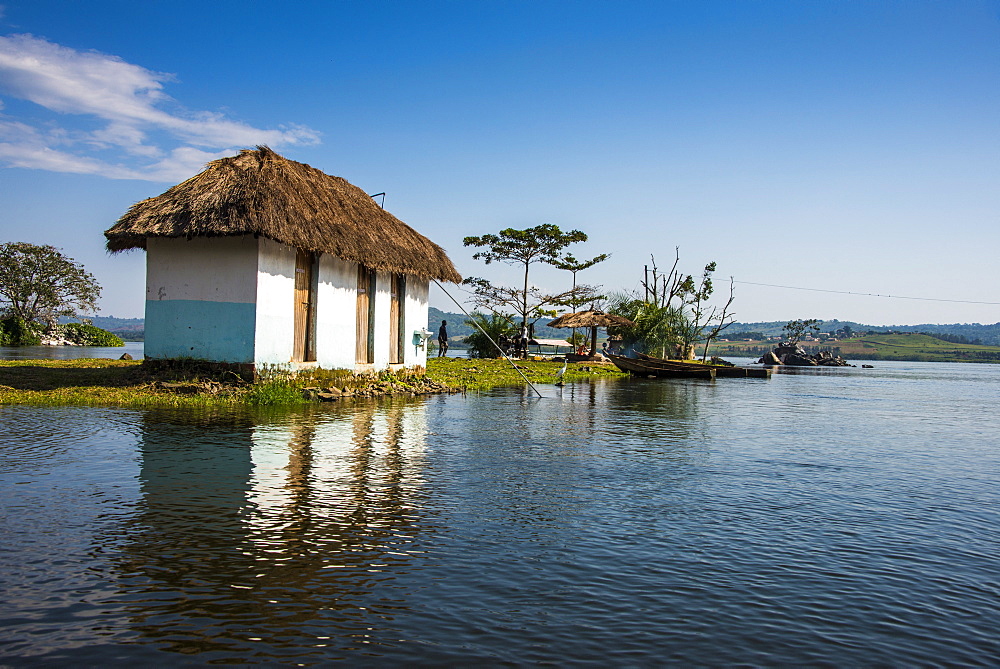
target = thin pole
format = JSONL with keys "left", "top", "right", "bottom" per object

{"left": 432, "top": 279, "right": 543, "bottom": 398}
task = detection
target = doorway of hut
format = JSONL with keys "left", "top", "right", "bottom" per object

{"left": 356, "top": 264, "right": 376, "bottom": 364}
{"left": 293, "top": 249, "right": 317, "bottom": 363}
{"left": 389, "top": 274, "right": 405, "bottom": 364}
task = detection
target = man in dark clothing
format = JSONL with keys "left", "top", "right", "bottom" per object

{"left": 437, "top": 320, "right": 449, "bottom": 357}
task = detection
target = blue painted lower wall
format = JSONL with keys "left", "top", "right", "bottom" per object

{"left": 145, "top": 300, "right": 256, "bottom": 363}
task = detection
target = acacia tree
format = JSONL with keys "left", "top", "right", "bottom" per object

{"left": 463, "top": 224, "right": 588, "bottom": 354}
{"left": 461, "top": 278, "right": 574, "bottom": 328}
{"left": 551, "top": 253, "right": 609, "bottom": 311}
{"left": 0, "top": 242, "right": 101, "bottom": 325}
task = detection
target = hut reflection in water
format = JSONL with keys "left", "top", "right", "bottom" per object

{"left": 115, "top": 400, "right": 430, "bottom": 657}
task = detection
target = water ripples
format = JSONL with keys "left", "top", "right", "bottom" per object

{"left": 1, "top": 363, "right": 999, "bottom": 664}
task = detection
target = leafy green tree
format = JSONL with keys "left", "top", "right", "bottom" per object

{"left": 463, "top": 224, "right": 588, "bottom": 356}
{"left": 0, "top": 316, "right": 41, "bottom": 346}
{"left": 606, "top": 294, "right": 688, "bottom": 358}
{"left": 463, "top": 311, "right": 517, "bottom": 358}
{"left": 608, "top": 252, "right": 734, "bottom": 360}
{"left": 782, "top": 318, "right": 821, "bottom": 344}
{"left": 63, "top": 322, "right": 124, "bottom": 346}
{"left": 0, "top": 242, "right": 101, "bottom": 325}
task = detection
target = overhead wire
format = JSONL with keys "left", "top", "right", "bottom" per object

{"left": 437, "top": 274, "right": 997, "bottom": 307}
{"left": 733, "top": 280, "right": 1000, "bottom": 306}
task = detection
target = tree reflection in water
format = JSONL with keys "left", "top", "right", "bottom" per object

{"left": 113, "top": 399, "right": 430, "bottom": 660}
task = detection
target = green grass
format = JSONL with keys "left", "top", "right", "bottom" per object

{"left": 426, "top": 356, "right": 625, "bottom": 391}
{"left": 0, "top": 356, "right": 627, "bottom": 408}
{"left": 0, "top": 358, "right": 248, "bottom": 407}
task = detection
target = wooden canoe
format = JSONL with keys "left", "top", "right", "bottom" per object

{"left": 636, "top": 353, "right": 771, "bottom": 379}
{"left": 608, "top": 354, "right": 716, "bottom": 379}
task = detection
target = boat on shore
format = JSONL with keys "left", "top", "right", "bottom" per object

{"left": 608, "top": 354, "right": 716, "bottom": 379}
{"left": 634, "top": 353, "right": 772, "bottom": 379}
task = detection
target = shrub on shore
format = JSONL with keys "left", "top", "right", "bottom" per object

{"left": 62, "top": 323, "right": 124, "bottom": 346}
{"left": 0, "top": 318, "right": 123, "bottom": 347}
{"left": 0, "top": 317, "right": 42, "bottom": 346}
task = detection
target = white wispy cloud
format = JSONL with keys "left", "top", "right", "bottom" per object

{"left": 0, "top": 34, "right": 320, "bottom": 181}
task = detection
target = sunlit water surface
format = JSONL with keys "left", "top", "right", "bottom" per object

{"left": 1, "top": 361, "right": 998, "bottom": 665}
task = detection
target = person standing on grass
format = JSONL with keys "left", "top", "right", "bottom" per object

{"left": 437, "top": 320, "right": 449, "bottom": 357}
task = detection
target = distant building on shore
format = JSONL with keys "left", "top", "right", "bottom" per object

{"left": 105, "top": 147, "right": 460, "bottom": 372}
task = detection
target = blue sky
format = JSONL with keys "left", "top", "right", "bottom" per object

{"left": 1, "top": 0, "right": 998, "bottom": 325}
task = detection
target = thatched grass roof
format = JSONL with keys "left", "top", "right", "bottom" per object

{"left": 547, "top": 310, "right": 635, "bottom": 328}
{"left": 105, "top": 146, "right": 461, "bottom": 283}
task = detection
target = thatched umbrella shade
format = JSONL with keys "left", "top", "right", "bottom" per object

{"left": 104, "top": 146, "right": 461, "bottom": 283}
{"left": 547, "top": 310, "right": 635, "bottom": 356}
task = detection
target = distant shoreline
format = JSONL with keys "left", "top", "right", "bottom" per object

{"left": 708, "top": 333, "right": 1000, "bottom": 364}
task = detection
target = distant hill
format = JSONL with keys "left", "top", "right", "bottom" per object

{"left": 68, "top": 311, "right": 1000, "bottom": 348}
{"left": 711, "top": 332, "right": 1000, "bottom": 363}
{"left": 729, "top": 320, "right": 1000, "bottom": 346}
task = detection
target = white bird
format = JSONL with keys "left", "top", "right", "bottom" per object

{"left": 554, "top": 359, "right": 568, "bottom": 386}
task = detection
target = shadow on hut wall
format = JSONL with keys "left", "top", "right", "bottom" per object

{"left": 106, "top": 400, "right": 434, "bottom": 659}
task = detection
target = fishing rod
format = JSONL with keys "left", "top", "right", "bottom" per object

{"left": 432, "top": 279, "right": 544, "bottom": 398}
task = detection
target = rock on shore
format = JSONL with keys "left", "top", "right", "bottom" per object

{"left": 758, "top": 343, "right": 854, "bottom": 367}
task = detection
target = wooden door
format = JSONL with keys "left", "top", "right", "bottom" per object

{"left": 356, "top": 264, "right": 374, "bottom": 364}
{"left": 293, "top": 249, "right": 315, "bottom": 362}
{"left": 389, "top": 274, "right": 405, "bottom": 364}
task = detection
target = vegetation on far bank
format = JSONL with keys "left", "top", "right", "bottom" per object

{"left": 0, "top": 356, "right": 625, "bottom": 408}
{"left": 708, "top": 332, "right": 1000, "bottom": 363}
{"left": 0, "top": 317, "right": 124, "bottom": 347}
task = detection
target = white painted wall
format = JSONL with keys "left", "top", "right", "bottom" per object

{"left": 404, "top": 278, "right": 430, "bottom": 367}
{"left": 145, "top": 236, "right": 258, "bottom": 362}
{"left": 143, "top": 235, "right": 433, "bottom": 371}
{"left": 254, "top": 237, "right": 297, "bottom": 366}
{"left": 371, "top": 271, "right": 392, "bottom": 369}
{"left": 146, "top": 236, "right": 257, "bottom": 303}
{"left": 315, "top": 255, "right": 358, "bottom": 369}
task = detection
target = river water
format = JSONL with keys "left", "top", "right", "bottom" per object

{"left": 1, "top": 361, "right": 998, "bottom": 665}
{"left": 0, "top": 341, "right": 145, "bottom": 361}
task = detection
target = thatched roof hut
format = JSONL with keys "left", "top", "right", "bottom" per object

{"left": 547, "top": 310, "right": 634, "bottom": 329}
{"left": 548, "top": 310, "right": 635, "bottom": 359}
{"left": 105, "top": 146, "right": 461, "bottom": 283}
